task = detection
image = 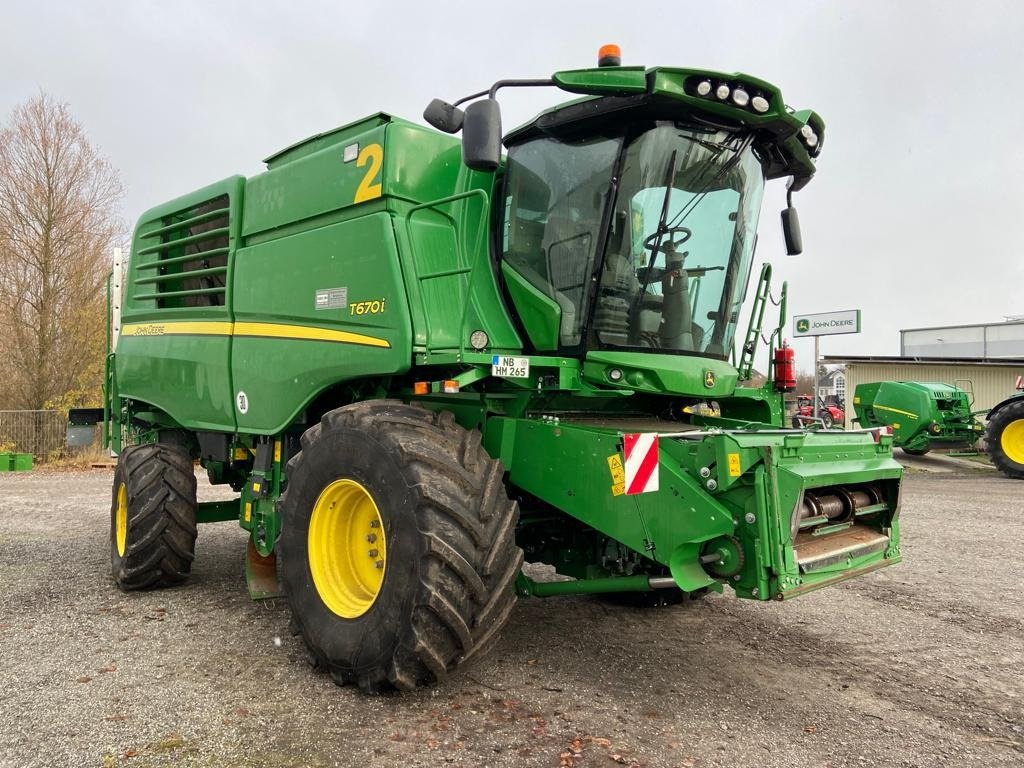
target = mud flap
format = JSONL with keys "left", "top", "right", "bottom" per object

{"left": 245, "top": 539, "right": 282, "bottom": 599}
{"left": 669, "top": 542, "right": 716, "bottom": 592}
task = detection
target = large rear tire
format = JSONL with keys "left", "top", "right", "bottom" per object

{"left": 279, "top": 401, "right": 522, "bottom": 693}
{"left": 111, "top": 443, "right": 198, "bottom": 590}
{"left": 986, "top": 400, "right": 1024, "bottom": 479}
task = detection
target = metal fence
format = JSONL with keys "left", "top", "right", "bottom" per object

{"left": 0, "top": 410, "right": 66, "bottom": 457}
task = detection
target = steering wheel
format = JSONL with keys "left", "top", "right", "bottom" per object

{"left": 643, "top": 226, "right": 692, "bottom": 256}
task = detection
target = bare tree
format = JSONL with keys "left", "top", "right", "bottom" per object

{"left": 0, "top": 93, "right": 123, "bottom": 410}
{"left": 795, "top": 371, "right": 817, "bottom": 396}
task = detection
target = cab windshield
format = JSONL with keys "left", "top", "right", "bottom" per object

{"left": 501, "top": 123, "right": 764, "bottom": 358}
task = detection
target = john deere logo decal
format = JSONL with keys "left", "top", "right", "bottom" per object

{"left": 796, "top": 318, "right": 810, "bottom": 333}
{"left": 704, "top": 370, "right": 716, "bottom": 388}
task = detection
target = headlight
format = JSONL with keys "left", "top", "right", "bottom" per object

{"left": 696, "top": 80, "right": 713, "bottom": 97}
{"left": 751, "top": 95, "right": 770, "bottom": 113}
{"left": 470, "top": 330, "right": 489, "bottom": 350}
{"left": 731, "top": 88, "right": 750, "bottom": 107}
{"left": 800, "top": 124, "right": 819, "bottom": 148}
{"left": 715, "top": 84, "right": 730, "bottom": 100}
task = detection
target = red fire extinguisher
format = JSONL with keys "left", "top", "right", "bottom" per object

{"left": 774, "top": 342, "right": 796, "bottom": 392}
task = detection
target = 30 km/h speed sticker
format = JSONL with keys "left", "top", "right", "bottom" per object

{"left": 491, "top": 355, "right": 530, "bottom": 378}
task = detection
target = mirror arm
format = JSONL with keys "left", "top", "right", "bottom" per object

{"left": 487, "top": 78, "right": 555, "bottom": 99}
{"left": 452, "top": 88, "right": 491, "bottom": 108}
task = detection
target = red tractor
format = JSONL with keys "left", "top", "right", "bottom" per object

{"left": 793, "top": 394, "right": 845, "bottom": 429}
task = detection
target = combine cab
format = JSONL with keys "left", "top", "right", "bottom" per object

{"left": 82, "top": 46, "right": 904, "bottom": 692}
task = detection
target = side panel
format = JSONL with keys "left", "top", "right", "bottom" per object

{"left": 229, "top": 213, "right": 412, "bottom": 433}
{"left": 116, "top": 177, "right": 244, "bottom": 431}
{"left": 116, "top": 332, "right": 234, "bottom": 431}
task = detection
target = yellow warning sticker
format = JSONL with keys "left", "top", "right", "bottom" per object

{"left": 233, "top": 447, "right": 249, "bottom": 460}
{"left": 611, "top": 482, "right": 625, "bottom": 496}
{"left": 727, "top": 453, "right": 742, "bottom": 477}
{"left": 252, "top": 481, "right": 261, "bottom": 493}
{"left": 244, "top": 502, "right": 252, "bottom": 523}
{"left": 273, "top": 440, "right": 282, "bottom": 463}
{"left": 607, "top": 454, "right": 625, "bottom": 484}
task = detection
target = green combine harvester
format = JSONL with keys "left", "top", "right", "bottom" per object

{"left": 82, "top": 46, "right": 904, "bottom": 692}
{"left": 852, "top": 381, "right": 983, "bottom": 455}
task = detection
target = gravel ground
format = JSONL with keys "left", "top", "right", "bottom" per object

{"left": 1, "top": 465, "right": 1022, "bottom": 768}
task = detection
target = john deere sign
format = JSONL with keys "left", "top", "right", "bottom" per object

{"left": 793, "top": 309, "right": 861, "bottom": 337}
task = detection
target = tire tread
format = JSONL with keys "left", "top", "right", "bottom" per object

{"left": 280, "top": 400, "right": 522, "bottom": 692}
{"left": 112, "top": 443, "right": 198, "bottom": 590}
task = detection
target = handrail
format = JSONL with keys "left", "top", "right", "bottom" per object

{"left": 738, "top": 264, "right": 771, "bottom": 381}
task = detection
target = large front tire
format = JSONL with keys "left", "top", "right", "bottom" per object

{"left": 111, "top": 443, "right": 198, "bottom": 590}
{"left": 986, "top": 400, "right": 1024, "bottom": 479}
{"left": 901, "top": 446, "right": 930, "bottom": 457}
{"left": 279, "top": 401, "right": 522, "bottom": 693}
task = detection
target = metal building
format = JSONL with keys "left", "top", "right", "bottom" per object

{"left": 901, "top": 320, "right": 1024, "bottom": 358}
{"left": 821, "top": 355, "right": 1024, "bottom": 427}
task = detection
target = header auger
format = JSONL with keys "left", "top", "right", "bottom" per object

{"left": 82, "top": 46, "right": 903, "bottom": 692}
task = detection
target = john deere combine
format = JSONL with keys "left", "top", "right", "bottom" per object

{"left": 90, "top": 47, "right": 904, "bottom": 692}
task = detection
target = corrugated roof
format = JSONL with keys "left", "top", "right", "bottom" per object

{"left": 900, "top": 320, "right": 1024, "bottom": 333}
{"left": 822, "top": 355, "right": 1024, "bottom": 366}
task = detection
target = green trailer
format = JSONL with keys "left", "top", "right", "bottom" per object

{"left": 852, "top": 381, "right": 983, "bottom": 455}
{"left": 0, "top": 453, "right": 33, "bottom": 471}
{"left": 81, "top": 47, "right": 903, "bottom": 692}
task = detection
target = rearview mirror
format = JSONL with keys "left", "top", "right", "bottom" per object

{"left": 423, "top": 99, "right": 464, "bottom": 134}
{"left": 781, "top": 206, "right": 803, "bottom": 255}
{"left": 462, "top": 99, "right": 502, "bottom": 172}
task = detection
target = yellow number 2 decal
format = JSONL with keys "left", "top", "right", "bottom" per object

{"left": 354, "top": 143, "right": 383, "bottom": 203}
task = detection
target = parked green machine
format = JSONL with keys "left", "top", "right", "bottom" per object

{"left": 83, "top": 47, "right": 904, "bottom": 692}
{"left": 984, "top": 381, "right": 1024, "bottom": 478}
{"left": 852, "top": 381, "right": 983, "bottom": 455}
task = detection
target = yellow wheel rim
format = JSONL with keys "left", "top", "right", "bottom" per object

{"left": 307, "top": 479, "right": 386, "bottom": 618}
{"left": 115, "top": 482, "right": 128, "bottom": 557}
{"left": 1001, "top": 419, "right": 1024, "bottom": 464}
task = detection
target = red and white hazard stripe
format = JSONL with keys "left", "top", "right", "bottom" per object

{"left": 623, "top": 433, "right": 659, "bottom": 495}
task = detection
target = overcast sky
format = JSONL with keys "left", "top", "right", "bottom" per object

{"left": 3, "top": 0, "right": 1023, "bottom": 370}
